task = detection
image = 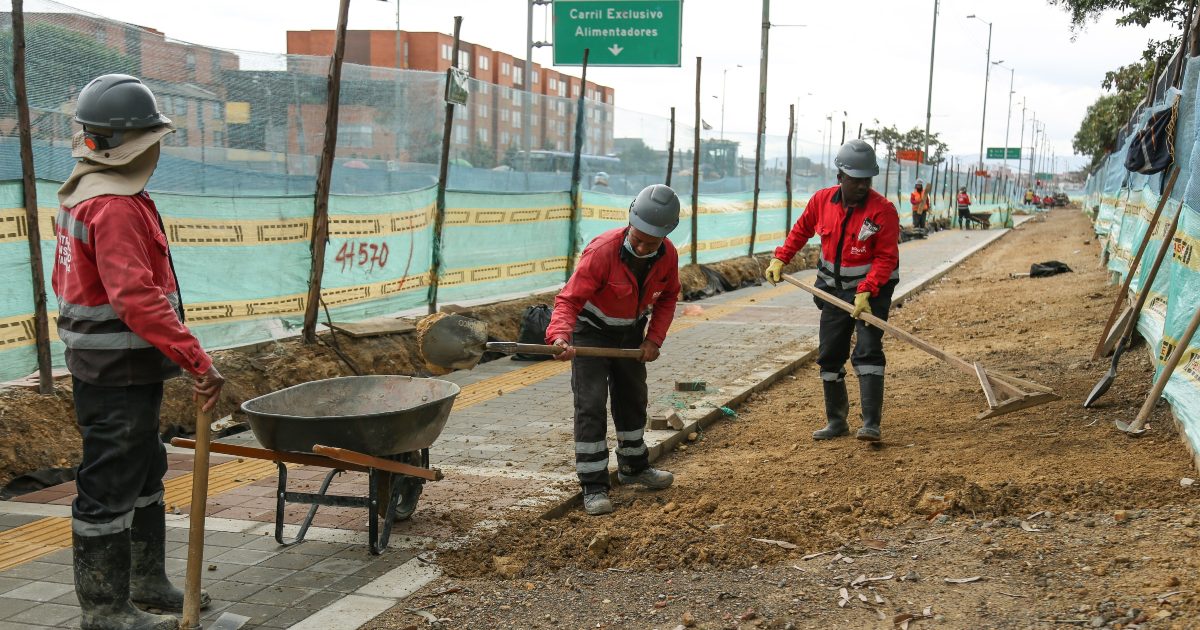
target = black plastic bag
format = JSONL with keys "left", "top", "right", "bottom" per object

{"left": 0, "top": 467, "right": 76, "bottom": 500}
{"left": 682, "top": 265, "right": 736, "bottom": 301}
{"left": 1030, "top": 261, "right": 1073, "bottom": 278}
{"left": 513, "top": 304, "right": 553, "bottom": 361}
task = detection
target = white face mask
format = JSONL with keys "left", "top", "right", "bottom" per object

{"left": 624, "top": 235, "right": 658, "bottom": 259}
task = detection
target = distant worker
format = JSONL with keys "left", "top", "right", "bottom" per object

{"left": 956, "top": 186, "right": 972, "bottom": 229}
{"left": 1024, "top": 187, "right": 1035, "bottom": 207}
{"left": 592, "top": 171, "right": 610, "bottom": 192}
{"left": 764, "top": 140, "right": 900, "bottom": 442}
{"left": 53, "top": 74, "right": 224, "bottom": 630}
{"left": 909, "top": 179, "right": 930, "bottom": 230}
{"left": 547, "top": 185, "right": 682, "bottom": 515}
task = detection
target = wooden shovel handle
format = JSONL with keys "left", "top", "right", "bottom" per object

{"left": 1093, "top": 166, "right": 1180, "bottom": 360}
{"left": 1128, "top": 303, "right": 1200, "bottom": 432}
{"left": 180, "top": 407, "right": 211, "bottom": 630}
{"left": 1113, "top": 200, "right": 1185, "bottom": 348}
{"left": 499, "top": 343, "right": 645, "bottom": 359}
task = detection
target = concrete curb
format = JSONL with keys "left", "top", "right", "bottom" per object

{"left": 538, "top": 225, "right": 1022, "bottom": 521}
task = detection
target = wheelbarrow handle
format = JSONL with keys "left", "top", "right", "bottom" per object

{"left": 486, "top": 342, "right": 644, "bottom": 359}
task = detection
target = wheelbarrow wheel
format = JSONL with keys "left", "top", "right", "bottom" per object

{"left": 389, "top": 450, "right": 426, "bottom": 522}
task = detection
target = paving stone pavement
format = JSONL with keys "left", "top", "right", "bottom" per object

{"left": 0, "top": 223, "right": 1022, "bottom": 628}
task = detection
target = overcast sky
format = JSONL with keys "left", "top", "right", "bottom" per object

{"left": 53, "top": 0, "right": 1178, "bottom": 170}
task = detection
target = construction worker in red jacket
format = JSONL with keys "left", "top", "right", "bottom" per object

{"left": 547, "top": 185, "right": 682, "bottom": 515}
{"left": 765, "top": 139, "right": 900, "bottom": 442}
{"left": 52, "top": 74, "right": 223, "bottom": 630}
{"left": 957, "top": 186, "right": 973, "bottom": 228}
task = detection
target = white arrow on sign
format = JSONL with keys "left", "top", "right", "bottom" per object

{"left": 608, "top": 43, "right": 624, "bottom": 56}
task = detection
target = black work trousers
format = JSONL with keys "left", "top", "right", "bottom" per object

{"left": 815, "top": 281, "right": 896, "bottom": 382}
{"left": 913, "top": 212, "right": 927, "bottom": 230}
{"left": 71, "top": 377, "right": 168, "bottom": 536}
{"left": 571, "top": 327, "right": 650, "bottom": 495}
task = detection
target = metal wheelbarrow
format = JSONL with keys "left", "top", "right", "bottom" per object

{"left": 173, "top": 375, "right": 459, "bottom": 554}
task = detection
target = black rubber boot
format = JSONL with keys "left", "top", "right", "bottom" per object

{"left": 813, "top": 378, "right": 851, "bottom": 440}
{"left": 130, "top": 504, "right": 209, "bottom": 613}
{"left": 73, "top": 529, "right": 179, "bottom": 630}
{"left": 857, "top": 374, "right": 884, "bottom": 441}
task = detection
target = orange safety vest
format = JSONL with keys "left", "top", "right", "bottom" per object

{"left": 910, "top": 190, "right": 929, "bottom": 214}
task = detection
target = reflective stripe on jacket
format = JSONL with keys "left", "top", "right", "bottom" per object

{"left": 546, "top": 227, "right": 681, "bottom": 348}
{"left": 774, "top": 186, "right": 900, "bottom": 297}
{"left": 52, "top": 192, "right": 211, "bottom": 386}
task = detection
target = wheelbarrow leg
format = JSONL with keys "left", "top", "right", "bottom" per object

{"left": 275, "top": 465, "right": 340, "bottom": 547}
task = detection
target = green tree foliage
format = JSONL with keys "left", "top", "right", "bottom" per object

{"left": 1047, "top": 0, "right": 1193, "bottom": 169}
{"left": 0, "top": 22, "right": 138, "bottom": 117}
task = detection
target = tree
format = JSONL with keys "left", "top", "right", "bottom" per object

{"left": 1046, "top": 0, "right": 1191, "bottom": 170}
{"left": 863, "top": 124, "right": 949, "bottom": 165}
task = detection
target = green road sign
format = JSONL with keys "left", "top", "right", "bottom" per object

{"left": 1035, "top": 172, "right": 1054, "bottom": 181}
{"left": 553, "top": 0, "right": 683, "bottom": 67}
{"left": 986, "top": 147, "right": 1021, "bottom": 159}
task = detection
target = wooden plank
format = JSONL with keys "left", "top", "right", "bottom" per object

{"left": 975, "top": 363, "right": 999, "bottom": 408}
{"left": 170, "top": 438, "right": 370, "bottom": 473}
{"left": 312, "top": 445, "right": 443, "bottom": 481}
{"left": 328, "top": 319, "right": 416, "bottom": 338}
{"left": 988, "top": 370, "right": 1056, "bottom": 394}
{"left": 975, "top": 392, "right": 1061, "bottom": 420}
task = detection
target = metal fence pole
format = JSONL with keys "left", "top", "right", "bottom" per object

{"left": 302, "top": 0, "right": 352, "bottom": 343}
{"left": 666, "top": 107, "right": 675, "bottom": 186}
{"left": 691, "top": 56, "right": 701, "bottom": 266}
{"left": 566, "top": 48, "right": 590, "bottom": 277}
{"left": 785, "top": 104, "right": 795, "bottom": 229}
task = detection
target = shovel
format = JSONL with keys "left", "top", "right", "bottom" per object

{"left": 417, "top": 312, "right": 644, "bottom": 371}
{"left": 1083, "top": 199, "right": 1184, "bottom": 407}
{"left": 1116, "top": 303, "right": 1200, "bottom": 436}
{"left": 1092, "top": 166, "right": 1180, "bottom": 361}
{"left": 180, "top": 405, "right": 250, "bottom": 630}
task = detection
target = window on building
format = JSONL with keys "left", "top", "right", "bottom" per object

{"left": 478, "top": 82, "right": 490, "bottom": 94}
{"left": 501, "top": 62, "right": 510, "bottom": 76}
{"left": 556, "top": 102, "right": 566, "bottom": 116}
{"left": 513, "top": 67, "right": 524, "bottom": 85}
{"left": 185, "top": 53, "right": 195, "bottom": 70}
{"left": 478, "top": 55, "right": 489, "bottom": 70}
{"left": 512, "top": 115, "right": 521, "bottom": 129}
{"left": 478, "top": 104, "right": 488, "bottom": 118}
{"left": 454, "top": 126, "right": 468, "bottom": 143}
{"left": 532, "top": 71, "right": 539, "bottom": 84}
{"left": 548, "top": 77, "right": 557, "bottom": 90}
{"left": 556, "top": 140, "right": 564, "bottom": 151}
{"left": 441, "top": 44, "right": 452, "bottom": 60}
{"left": 573, "top": 85, "right": 581, "bottom": 98}
{"left": 499, "top": 109, "right": 510, "bottom": 122}
{"left": 477, "top": 128, "right": 489, "bottom": 143}
{"left": 512, "top": 90, "right": 523, "bottom": 105}
{"left": 455, "top": 106, "right": 467, "bottom": 120}
{"left": 337, "top": 124, "right": 372, "bottom": 149}
{"left": 501, "top": 131, "right": 510, "bottom": 145}
{"left": 532, "top": 114, "right": 539, "bottom": 127}
{"left": 212, "top": 130, "right": 224, "bottom": 146}
{"left": 165, "top": 128, "right": 188, "bottom": 146}
{"left": 586, "top": 89, "right": 593, "bottom": 100}
{"left": 458, "top": 50, "right": 470, "bottom": 68}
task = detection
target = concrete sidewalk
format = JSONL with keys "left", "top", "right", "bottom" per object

{"left": 0, "top": 222, "right": 1025, "bottom": 629}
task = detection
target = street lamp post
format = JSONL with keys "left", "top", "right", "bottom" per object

{"left": 993, "top": 61, "right": 1014, "bottom": 198}
{"left": 924, "top": 0, "right": 939, "bottom": 165}
{"left": 967, "top": 14, "right": 993, "bottom": 174}
{"left": 1016, "top": 97, "right": 1026, "bottom": 194}
{"left": 720, "top": 64, "right": 742, "bottom": 140}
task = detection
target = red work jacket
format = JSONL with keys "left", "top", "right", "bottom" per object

{"left": 546, "top": 227, "right": 681, "bottom": 348}
{"left": 774, "top": 186, "right": 900, "bottom": 297}
{"left": 52, "top": 192, "right": 210, "bottom": 386}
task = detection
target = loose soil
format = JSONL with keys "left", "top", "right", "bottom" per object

{"left": 368, "top": 209, "right": 1200, "bottom": 629}
{"left": 0, "top": 247, "right": 818, "bottom": 489}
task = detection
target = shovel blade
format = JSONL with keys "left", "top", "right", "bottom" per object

{"left": 1113, "top": 419, "right": 1148, "bottom": 436}
{"left": 417, "top": 313, "right": 488, "bottom": 370}
{"left": 1082, "top": 372, "right": 1114, "bottom": 408}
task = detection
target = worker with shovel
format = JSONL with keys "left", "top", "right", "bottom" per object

{"left": 547, "top": 185, "right": 683, "bottom": 516}
{"left": 765, "top": 140, "right": 900, "bottom": 442}
{"left": 52, "top": 74, "right": 224, "bottom": 630}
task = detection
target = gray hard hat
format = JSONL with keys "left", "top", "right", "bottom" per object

{"left": 834, "top": 139, "right": 880, "bottom": 178}
{"left": 629, "top": 184, "right": 680, "bottom": 238}
{"left": 74, "top": 74, "right": 170, "bottom": 131}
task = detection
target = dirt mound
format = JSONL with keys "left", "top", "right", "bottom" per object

{"left": 438, "top": 209, "right": 1200, "bottom": 581}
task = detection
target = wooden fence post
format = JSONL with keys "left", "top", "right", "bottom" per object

{"left": 665, "top": 107, "right": 675, "bottom": 186}
{"left": 12, "top": 0, "right": 52, "bottom": 393}
{"left": 785, "top": 104, "right": 794, "bottom": 229}
{"left": 428, "top": 16, "right": 464, "bottom": 314}
{"left": 691, "top": 57, "right": 701, "bottom": 266}
{"left": 302, "top": 0, "right": 352, "bottom": 342}
{"left": 566, "top": 48, "right": 590, "bottom": 277}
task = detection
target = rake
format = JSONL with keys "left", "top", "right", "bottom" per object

{"left": 781, "top": 275, "right": 1060, "bottom": 419}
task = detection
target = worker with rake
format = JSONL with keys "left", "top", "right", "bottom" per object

{"left": 765, "top": 140, "right": 901, "bottom": 442}
{"left": 547, "top": 185, "right": 683, "bottom": 516}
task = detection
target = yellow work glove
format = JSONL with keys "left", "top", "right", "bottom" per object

{"left": 852, "top": 292, "right": 873, "bottom": 319}
{"left": 765, "top": 258, "right": 785, "bottom": 284}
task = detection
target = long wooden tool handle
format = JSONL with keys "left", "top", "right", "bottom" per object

{"left": 1093, "top": 166, "right": 1181, "bottom": 360}
{"left": 180, "top": 407, "right": 211, "bottom": 630}
{"left": 489, "top": 342, "right": 645, "bottom": 359}
{"left": 1128, "top": 304, "right": 1200, "bottom": 432}
{"left": 781, "top": 274, "right": 978, "bottom": 377}
{"left": 1115, "top": 200, "right": 1185, "bottom": 343}
{"left": 312, "top": 445, "right": 444, "bottom": 481}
